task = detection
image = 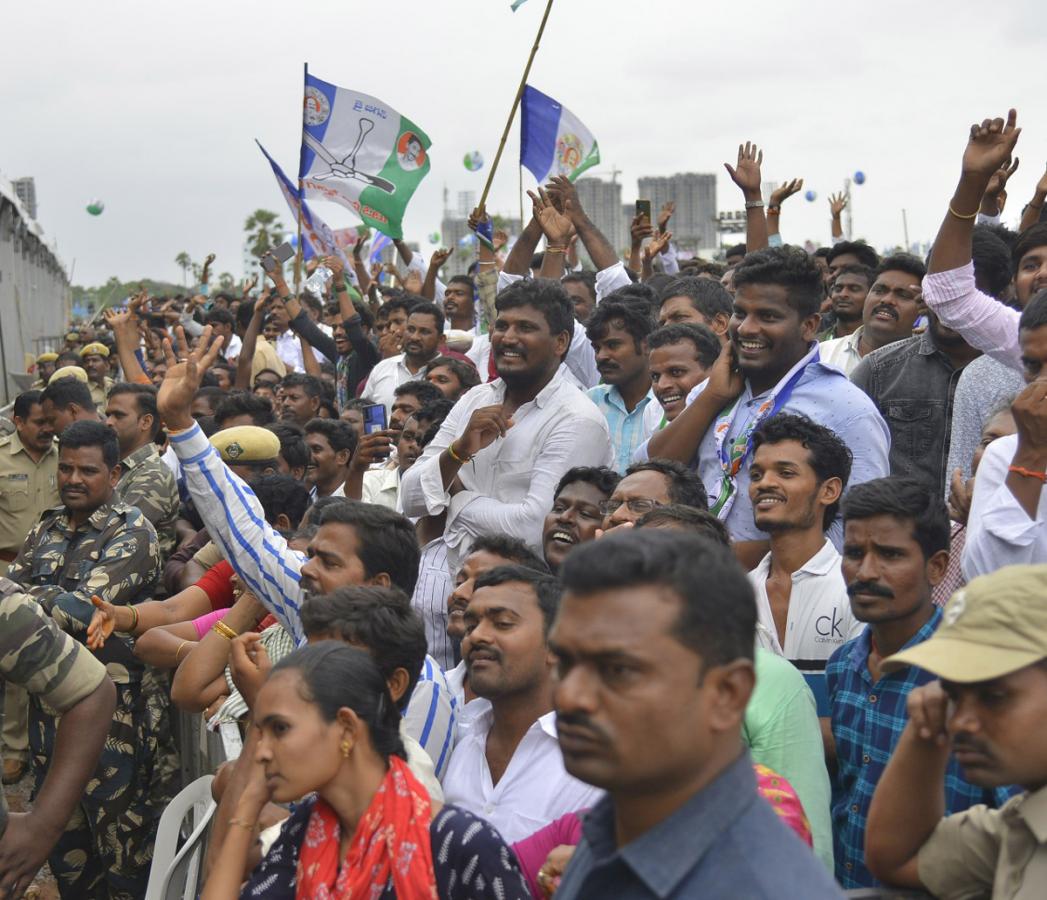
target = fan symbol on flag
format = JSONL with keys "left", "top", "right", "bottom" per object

{"left": 303, "top": 119, "right": 396, "bottom": 194}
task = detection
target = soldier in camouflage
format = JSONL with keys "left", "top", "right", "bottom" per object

{"left": 0, "top": 577, "right": 115, "bottom": 899}
{"left": 6, "top": 419, "right": 171, "bottom": 899}
{"left": 104, "top": 383, "right": 179, "bottom": 561}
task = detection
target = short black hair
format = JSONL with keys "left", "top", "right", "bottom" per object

{"left": 304, "top": 417, "right": 358, "bottom": 457}
{"left": 409, "top": 399, "right": 454, "bottom": 430}
{"left": 377, "top": 296, "right": 416, "bottom": 320}
{"left": 13, "top": 389, "right": 43, "bottom": 421}
{"left": 408, "top": 300, "right": 445, "bottom": 333}
{"left": 970, "top": 225, "right": 1012, "bottom": 300}
{"left": 41, "top": 377, "right": 93, "bottom": 413}
{"left": 281, "top": 373, "right": 323, "bottom": 398}
{"left": 554, "top": 466, "right": 620, "bottom": 500}
{"left": 55, "top": 351, "right": 81, "bottom": 368}
{"left": 426, "top": 356, "right": 480, "bottom": 393}
{"left": 725, "top": 243, "right": 747, "bottom": 259}
{"left": 560, "top": 270, "right": 596, "bottom": 304}
{"left": 267, "top": 422, "right": 311, "bottom": 473}
{"left": 59, "top": 419, "right": 119, "bottom": 469}
{"left": 624, "top": 459, "right": 708, "bottom": 509}
{"left": 467, "top": 534, "right": 551, "bottom": 574}
{"left": 193, "top": 386, "right": 226, "bottom": 416}
{"left": 447, "top": 274, "right": 475, "bottom": 294}
{"left": 732, "top": 246, "right": 824, "bottom": 318}
{"left": 636, "top": 504, "right": 731, "bottom": 546}
{"left": 300, "top": 585, "right": 428, "bottom": 712}
{"left": 602, "top": 282, "right": 658, "bottom": 316}
{"left": 204, "top": 308, "right": 235, "bottom": 330}
{"left": 585, "top": 300, "right": 655, "bottom": 352}
{"left": 1013, "top": 223, "right": 1047, "bottom": 275}
{"left": 842, "top": 476, "right": 950, "bottom": 560}
{"left": 832, "top": 263, "right": 875, "bottom": 287}
{"left": 875, "top": 253, "right": 926, "bottom": 283}
{"left": 495, "top": 278, "right": 574, "bottom": 339}
{"left": 648, "top": 323, "right": 721, "bottom": 369}
{"left": 560, "top": 530, "right": 756, "bottom": 667}
{"left": 107, "top": 383, "right": 161, "bottom": 439}
{"left": 473, "top": 564, "right": 562, "bottom": 635}
{"left": 752, "top": 413, "right": 853, "bottom": 530}
{"left": 214, "top": 391, "right": 275, "bottom": 427}
{"left": 315, "top": 502, "right": 420, "bottom": 594}
{"left": 1020, "top": 288, "right": 1047, "bottom": 333}
{"left": 659, "top": 276, "right": 733, "bottom": 322}
{"left": 252, "top": 473, "right": 311, "bottom": 529}
{"left": 827, "top": 240, "right": 880, "bottom": 269}
{"left": 393, "top": 379, "right": 442, "bottom": 406}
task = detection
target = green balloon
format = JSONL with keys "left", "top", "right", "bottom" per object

{"left": 86, "top": 199, "right": 105, "bottom": 216}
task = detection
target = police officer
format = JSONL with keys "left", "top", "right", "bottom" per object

{"left": 31, "top": 351, "right": 58, "bottom": 389}
{"left": 79, "top": 341, "right": 114, "bottom": 412}
{"left": 6, "top": 420, "right": 166, "bottom": 898}
{"left": 0, "top": 390, "right": 58, "bottom": 786}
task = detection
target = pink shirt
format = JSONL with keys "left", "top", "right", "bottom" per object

{"left": 922, "top": 261, "right": 1021, "bottom": 371}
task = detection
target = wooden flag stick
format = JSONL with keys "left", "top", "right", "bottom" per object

{"left": 478, "top": 0, "right": 555, "bottom": 211}
{"left": 294, "top": 62, "right": 308, "bottom": 297}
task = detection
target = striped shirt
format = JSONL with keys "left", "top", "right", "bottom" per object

{"left": 170, "top": 421, "right": 458, "bottom": 775}
{"left": 585, "top": 385, "right": 657, "bottom": 475}
{"left": 826, "top": 607, "right": 1019, "bottom": 889}
{"left": 411, "top": 537, "right": 454, "bottom": 670}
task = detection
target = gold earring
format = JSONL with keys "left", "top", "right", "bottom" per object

{"left": 340, "top": 739, "right": 351, "bottom": 758}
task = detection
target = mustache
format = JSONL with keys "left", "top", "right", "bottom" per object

{"left": 872, "top": 304, "right": 898, "bottom": 319}
{"left": 466, "top": 645, "right": 502, "bottom": 665}
{"left": 556, "top": 711, "right": 610, "bottom": 742}
{"left": 952, "top": 735, "right": 992, "bottom": 756}
{"left": 847, "top": 580, "right": 894, "bottom": 599}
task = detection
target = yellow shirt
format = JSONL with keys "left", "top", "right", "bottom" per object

{"left": 0, "top": 432, "right": 59, "bottom": 563}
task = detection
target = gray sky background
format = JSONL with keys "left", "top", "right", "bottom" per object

{"left": 3, "top": 0, "right": 1046, "bottom": 287}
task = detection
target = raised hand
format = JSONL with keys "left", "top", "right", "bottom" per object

{"left": 644, "top": 230, "right": 673, "bottom": 260}
{"left": 493, "top": 229, "right": 509, "bottom": 252}
{"left": 630, "top": 213, "right": 655, "bottom": 247}
{"left": 906, "top": 681, "right": 949, "bottom": 745}
{"left": 725, "top": 142, "right": 764, "bottom": 197}
{"left": 201, "top": 252, "right": 216, "bottom": 285}
{"left": 982, "top": 157, "right": 1020, "bottom": 215}
{"left": 468, "top": 204, "right": 490, "bottom": 234}
{"left": 770, "top": 178, "right": 804, "bottom": 208}
{"left": 545, "top": 175, "right": 585, "bottom": 224}
{"left": 157, "top": 325, "right": 225, "bottom": 431}
{"left": 706, "top": 341, "right": 745, "bottom": 405}
{"left": 242, "top": 274, "right": 258, "bottom": 296}
{"left": 657, "top": 201, "right": 675, "bottom": 233}
{"left": 430, "top": 247, "right": 453, "bottom": 270}
{"left": 528, "top": 187, "right": 575, "bottom": 247}
{"left": 323, "top": 254, "right": 345, "bottom": 280}
{"left": 962, "top": 109, "right": 1021, "bottom": 180}
{"left": 454, "top": 404, "right": 514, "bottom": 460}
{"left": 829, "top": 192, "right": 848, "bottom": 218}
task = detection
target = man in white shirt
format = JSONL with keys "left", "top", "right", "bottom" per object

{"left": 746, "top": 413, "right": 862, "bottom": 723}
{"left": 442, "top": 564, "right": 602, "bottom": 842}
{"left": 400, "top": 279, "right": 613, "bottom": 570}
{"left": 302, "top": 418, "right": 354, "bottom": 499}
{"left": 361, "top": 301, "right": 444, "bottom": 413}
{"left": 964, "top": 291, "right": 1047, "bottom": 578}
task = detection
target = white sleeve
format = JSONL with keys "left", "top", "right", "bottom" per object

{"left": 398, "top": 397, "right": 471, "bottom": 518}
{"left": 660, "top": 242, "right": 680, "bottom": 275}
{"left": 169, "top": 423, "right": 307, "bottom": 644}
{"left": 403, "top": 656, "right": 457, "bottom": 781}
{"left": 595, "top": 262, "right": 633, "bottom": 303}
{"left": 963, "top": 437, "right": 1045, "bottom": 579}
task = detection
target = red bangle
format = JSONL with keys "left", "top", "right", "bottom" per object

{"left": 1009, "top": 465, "right": 1047, "bottom": 482}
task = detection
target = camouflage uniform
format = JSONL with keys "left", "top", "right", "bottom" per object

{"left": 115, "top": 442, "right": 179, "bottom": 562}
{"left": 7, "top": 501, "right": 174, "bottom": 900}
{"left": 0, "top": 577, "right": 109, "bottom": 841}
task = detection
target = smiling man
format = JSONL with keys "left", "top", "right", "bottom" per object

{"left": 302, "top": 417, "right": 356, "bottom": 499}
{"left": 643, "top": 247, "right": 889, "bottom": 568}
{"left": 601, "top": 459, "right": 707, "bottom": 531}
{"left": 443, "top": 275, "right": 477, "bottom": 332}
{"left": 825, "top": 477, "right": 1016, "bottom": 889}
{"left": 542, "top": 466, "right": 620, "bottom": 572}
{"left": 820, "top": 265, "right": 873, "bottom": 342}
{"left": 362, "top": 301, "right": 445, "bottom": 413}
{"left": 400, "top": 279, "right": 612, "bottom": 569}
{"left": 643, "top": 322, "right": 721, "bottom": 433}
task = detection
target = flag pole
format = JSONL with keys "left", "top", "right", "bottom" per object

{"left": 479, "top": 0, "right": 555, "bottom": 212}
{"left": 518, "top": 162, "right": 525, "bottom": 232}
{"left": 293, "top": 62, "right": 307, "bottom": 297}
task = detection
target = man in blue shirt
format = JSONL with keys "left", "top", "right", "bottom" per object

{"left": 551, "top": 530, "right": 842, "bottom": 899}
{"left": 642, "top": 246, "right": 889, "bottom": 569}
{"left": 826, "top": 477, "right": 1017, "bottom": 888}
{"left": 586, "top": 299, "right": 656, "bottom": 473}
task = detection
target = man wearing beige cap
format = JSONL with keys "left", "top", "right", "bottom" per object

{"left": 865, "top": 564, "right": 1047, "bottom": 897}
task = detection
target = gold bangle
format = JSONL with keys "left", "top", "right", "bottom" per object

{"left": 174, "top": 640, "right": 191, "bottom": 662}
{"left": 212, "top": 620, "right": 238, "bottom": 641}
{"left": 227, "top": 817, "right": 256, "bottom": 830}
{"left": 544, "top": 247, "right": 566, "bottom": 254}
{"left": 447, "top": 441, "right": 472, "bottom": 464}
{"left": 948, "top": 203, "right": 979, "bottom": 220}
{"left": 124, "top": 604, "right": 139, "bottom": 633}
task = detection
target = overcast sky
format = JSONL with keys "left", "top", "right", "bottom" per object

{"left": 3, "top": 0, "right": 1046, "bottom": 287}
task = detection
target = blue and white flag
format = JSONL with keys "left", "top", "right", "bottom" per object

{"left": 257, "top": 141, "right": 349, "bottom": 269}
{"left": 510, "top": 0, "right": 530, "bottom": 9}
{"left": 520, "top": 85, "right": 600, "bottom": 184}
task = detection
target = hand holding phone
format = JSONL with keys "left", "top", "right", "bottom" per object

{"left": 635, "top": 199, "right": 652, "bottom": 226}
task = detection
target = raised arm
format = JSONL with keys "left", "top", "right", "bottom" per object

{"left": 529, "top": 187, "right": 574, "bottom": 279}
{"left": 725, "top": 141, "right": 768, "bottom": 253}
{"left": 422, "top": 248, "right": 453, "bottom": 300}
{"left": 234, "top": 289, "right": 269, "bottom": 391}
{"left": 829, "top": 192, "right": 847, "bottom": 242}
{"left": 979, "top": 158, "right": 1020, "bottom": 220}
{"left": 628, "top": 213, "right": 653, "bottom": 274}
{"left": 105, "top": 303, "right": 151, "bottom": 384}
{"left": 1019, "top": 163, "right": 1047, "bottom": 234}
{"left": 766, "top": 178, "right": 804, "bottom": 245}
{"left": 548, "top": 174, "right": 619, "bottom": 273}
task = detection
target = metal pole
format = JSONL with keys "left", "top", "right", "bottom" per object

{"left": 902, "top": 208, "right": 910, "bottom": 252}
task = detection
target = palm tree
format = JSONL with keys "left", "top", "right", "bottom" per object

{"left": 217, "top": 272, "right": 235, "bottom": 291}
{"left": 174, "top": 251, "right": 192, "bottom": 286}
{"left": 244, "top": 210, "right": 285, "bottom": 259}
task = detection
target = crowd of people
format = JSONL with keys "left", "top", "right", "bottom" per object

{"left": 1, "top": 107, "right": 1046, "bottom": 899}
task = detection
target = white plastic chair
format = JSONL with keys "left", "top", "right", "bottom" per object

{"left": 144, "top": 774, "right": 216, "bottom": 900}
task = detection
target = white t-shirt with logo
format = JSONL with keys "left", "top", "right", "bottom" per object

{"left": 749, "top": 539, "right": 863, "bottom": 715}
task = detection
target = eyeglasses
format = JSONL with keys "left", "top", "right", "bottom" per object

{"left": 598, "top": 498, "right": 663, "bottom": 516}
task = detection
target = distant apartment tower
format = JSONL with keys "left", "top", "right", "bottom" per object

{"left": 637, "top": 173, "right": 717, "bottom": 253}
{"left": 574, "top": 177, "right": 626, "bottom": 255}
{"left": 12, "top": 177, "right": 37, "bottom": 220}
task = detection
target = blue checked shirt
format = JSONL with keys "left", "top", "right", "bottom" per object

{"left": 826, "top": 607, "right": 1019, "bottom": 889}
{"left": 586, "top": 385, "right": 656, "bottom": 475}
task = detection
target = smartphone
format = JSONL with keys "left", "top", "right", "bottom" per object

{"left": 362, "top": 403, "right": 387, "bottom": 435}
{"left": 635, "top": 199, "right": 652, "bottom": 225}
{"left": 260, "top": 241, "right": 295, "bottom": 272}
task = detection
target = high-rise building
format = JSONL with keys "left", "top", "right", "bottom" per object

{"left": 12, "top": 177, "right": 37, "bottom": 220}
{"left": 574, "top": 177, "right": 626, "bottom": 255}
{"left": 637, "top": 172, "right": 717, "bottom": 253}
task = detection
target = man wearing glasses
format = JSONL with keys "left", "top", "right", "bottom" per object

{"left": 599, "top": 459, "right": 708, "bottom": 533}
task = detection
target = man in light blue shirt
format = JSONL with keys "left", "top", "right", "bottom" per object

{"left": 638, "top": 247, "right": 889, "bottom": 566}
{"left": 586, "top": 299, "right": 657, "bottom": 473}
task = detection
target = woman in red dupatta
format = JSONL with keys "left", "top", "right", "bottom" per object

{"left": 202, "top": 642, "right": 529, "bottom": 900}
